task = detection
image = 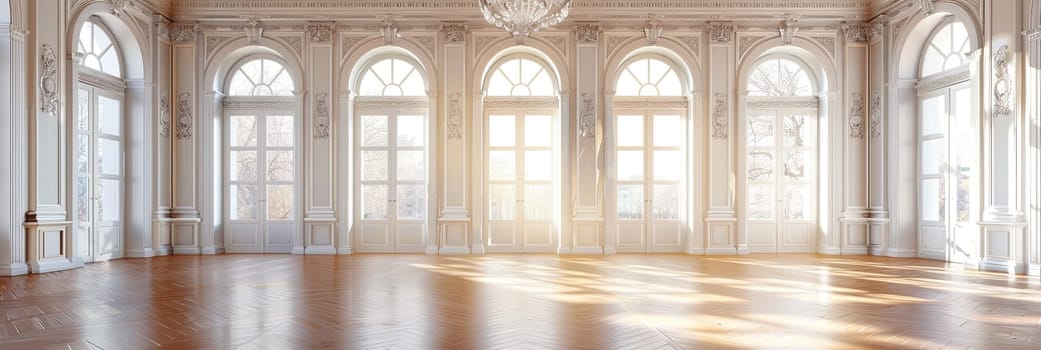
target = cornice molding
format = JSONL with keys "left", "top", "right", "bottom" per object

{"left": 746, "top": 99, "right": 819, "bottom": 109}
{"left": 483, "top": 97, "right": 558, "bottom": 110}
{"left": 222, "top": 100, "right": 295, "bottom": 110}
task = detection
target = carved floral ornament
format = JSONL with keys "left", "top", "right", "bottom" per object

{"left": 441, "top": 22, "right": 467, "bottom": 42}
{"left": 708, "top": 22, "right": 734, "bottom": 43}
{"left": 160, "top": 91, "right": 171, "bottom": 138}
{"left": 169, "top": 22, "right": 198, "bottom": 42}
{"left": 573, "top": 22, "right": 600, "bottom": 43}
{"left": 176, "top": 92, "right": 193, "bottom": 140}
{"left": 306, "top": 22, "right": 334, "bottom": 42}
{"left": 579, "top": 93, "right": 595, "bottom": 138}
{"left": 870, "top": 89, "right": 881, "bottom": 138}
{"left": 314, "top": 93, "right": 331, "bottom": 140}
{"left": 992, "top": 45, "right": 1012, "bottom": 118}
{"left": 39, "top": 44, "right": 59, "bottom": 115}
{"left": 711, "top": 92, "right": 728, "bottom": 139}
{"left": 447, "top": 93, "right": 463, "bottom": 139}
{"left": 849, "top": 92, "right": 865, "bottom": 139}
{"left": 842, "top": 22, "right": 880, "bottom": 43}
{"left": 779, "top": 17, "right": 799, "bottom": 45}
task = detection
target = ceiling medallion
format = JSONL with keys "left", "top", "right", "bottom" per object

{"left": 479, "top": 0, "right": 571, "bottom": 44}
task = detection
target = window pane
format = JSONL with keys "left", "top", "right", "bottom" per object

{"left": 397, "top": 115, "right": 425, "bottom": 147}
{"left": 747, "top": 184, "right": 774, "bottom": 220}
{"left": 75, "top": 176, "right": 90, "bottom": 222}
{"left": 78, "top": 89, "right": 90, "bottom": 132}
{"left": 489, "top": 151, "right": 515, "bottom": 180}
{"left": 230, "top": 151, "right": 257, "bottom": 182}
{"left": 230, "top": 116, "right": 257, "bottom": 147}
{"left": 488, "top": 184, "right": 515, "bottom": 220}
{"left": 921, "top": 95, "right": 946, "bottom": 135}
{"left": 231, "top": 184, "right": 257, "bottom": 220}
{"left": 653, "top": 115, "right": 682, "bottom": 147}
{"left": 76, "top": 134, "right": 90, "bottom": 174}
{"left": 397, "top": 150, "right": 424, "bottom": 181}
{"left": 783, "top": 115, "right": 811, "bottom": 147}
{"left": 362, "top": 151, "right": 388, "bottom": 181}
{"left": 267, "top": 184, "right": 294, "bottom": 220}
{"left": 617, "top": 115, "right": 643, "bottom": 147}
{"left": 362, "top": 184, "right": 387, "bottom": 220}
{"left": 266, "top": 150, "right": 294, "bottom": 182}
{"left": 98, "top": 138, "right": 120, "bottom": 176}
{"left": 653, "top": 150, "right": 682, "bottom": 181}
{"left": 99, "top": 179, "right": 121, "bottom": 222}
{"left": 98, "top": 96, "right": 120, "bottom": 136}
{"left": 783, "top": 151, "right": 808, "bottom": 181}
{"left": 362, "top": 115, "right": 388, "bottom": 146}
{"left": 784, "top": 184, "right": 812, "bottom": 220}
{"left": 921, "top": 138, "right": 946, "bottom": 175}
{"left": 617, "top": 150, "right": 643, "bottom": 181}
{"left": 100, "top": 50, "right": 121, "bottom": 77}
{"left": 616, "top": 185, "right": 643, "bottom": 220}
{"left": 397, "top": 184, "right": 425, "bottom": 219}
{"left": 524, "top": 184, "right": 552, "bottom": 221}
{"left": 489, "top": 115, "right": 516, "bottom": 147}
{"left": 525, "top": 150, "right": 552, "bottom": 180}
{"left": 747, "top": 150, "right": 774, "bottom": 181}
{"left": 524, "top": 115, "right": 552, "bottom": 147}
{"left": 653, "top": 184, "right": 679, "bottom": 220}
{"left": 267, "top": 115, "right": 293, "bottom": 147}
{"left": 920, "top": 178, "right": 943, "bottom": 222}
{"left": 747, "top": 114, "right": 774, "bottom": 147}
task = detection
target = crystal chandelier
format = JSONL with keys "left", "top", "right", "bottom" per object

{"left": 479, "top": 0, "right": 572, "bottom": 44}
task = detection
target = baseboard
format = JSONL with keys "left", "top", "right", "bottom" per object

{"left": 438, "top": 247, "right": 471, "bottom": 255}
{"left": 156, "top": 246, "right": 173, "bottom": 256}
{"left": 841, "top": 247, "right": 868, "bottom": 255}
{"left": 685, "top": 248, "right": 705, "bottom": 255}
{"left": 603, "top": 248, "right": 617, "bottom": 254}
{"left": 201, "top": 247, "right": 225, "bottom": 255}
{"left": 29, "top": 258, "right": 83, "bottom": 274}
{"left": 424, "top": 246, "right": 440, "bottom": 255}
{"left": 556, "top": 247, "right": 572, "bottom": 254}
{"left": 173, "top": 247, "right": 201, "bottom": 255}
{"left": 305, "top": 247, "right": 337, "bottom": 255}
{"left": 0, "top": 262, "right": 29, "bottom": 276}
{"left": 817, "top": 247, "right": 841, "bottom": 255}
{"left": 125, "top": 248, "right": 155, "bottom": 258}
{"left": 981, "top": 258, "right": 1027, "bottom": 274}
{"left": 471, "top": 246, "right": 486, "bottom": 254}
{"left": 570, "top": 247, "right": 604, "bottom": 255}
{"left": 705, "top": 247, "right": 739, "bottom": 255}
{"left": 336, "top": 247, "right": 354, "bottom": 255}
{"left": 290, "top": 247, "right": 305, "bottom": 255}
{"left": 884, "top": 249, "right": 918, "bottom": 258}
{"left": 1029, "top": 263, "right": 1040, "bottom": 276}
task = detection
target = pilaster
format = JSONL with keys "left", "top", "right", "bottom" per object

{"left": 0, "top": 24, "right": 30, "bottom": 275}
{"left": 569, "top": 21, "right": 603, "bottom": 255}
{"left": 704, "top": 22, "right": 740, "bottom": 254}
{"left": 437, "top": 22, "right": 472, "bottom": 255}
{"left": 170, "top": 22, "right": 201, "bottom": 254}
{"left": 305, "top": 22, "right": 337, "bottom": 255}
{"left": 838, "top": 23, "right": 871, "bottom": 255}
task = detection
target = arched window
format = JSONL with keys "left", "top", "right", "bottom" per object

{"left": 916, "top": 19, "right": 976, "bottom": 262}
{"left": 610, "top": 54, "right": 689, "bottom": 253}
{"left": 747, "top": 58, "right": 814, "bottom": 97}
{"left": 615, "top": 57, "right": 683, "bottom": 96}
{"left": 358, "top": 58, "right": 425, "bottom": 96}
{"left": 222, "top": 56, "right": 297, "bottom": 253}
{"left": 743, "top": 54, "right": 820, "bottom": 253}
{"left": 228, "top": 58, "right": 294, "bottom": 96}
{"left": 920, "top": 21, "right": 971, "bottom": 77}
{"left": 76, "top": 20, "right": 121, "bottom": 77}
{"left": 486, "top": 57, "right": 556, "bottom": 96}
{"left": 352, "top": 55, "right": 430, "bottom": 252}
{"left": 481, "top": 53, "right": 560, "bottom": 252}
{"left": 74, "top": 19, "right": 126, "bottom": 262}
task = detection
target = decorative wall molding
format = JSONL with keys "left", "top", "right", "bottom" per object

{"left": 679, "top": 35, "right": 700, "bottom": 55}
{"left": 708, "top": 22, "right": 734, "bottom": 43}
{"left": 413, "top": 35, "right": 436, "bottom": 54}
{"left": 915, "top": 70, "right": 970, "bottom": 91}
{"left": 811, "top": 36, "right": 836, "bottom": 57}
{"left": 108, "top": 0, "right": 132, "bottom": 17}
{"left": 746, "top": 100, "right": 819, "bottom": 109}
{"left": 644, "top": 20, "right": 663, "bottom": 45}
{"left": 176, "top": 92, "right": 193, "bottom": 140}
{"left": 1025, "top": 26, "right": 1041, "bottom": 42}
{"left": 341, "top": 35, "right": 367, "bottom": 58}
{"left": 917, "top": 0, "right": 935, "bottom": 15}
{"left": 154, "top": 15, "right": 171, "bottom": 41}
{"left": 306, "top": 22, "right": 334, "bottom": 42}
{"left": 992, "top": 45, "right": 1012, "bottom": 118}
{"left": 711, "top": 92, "right": 728, "bottom": 139}
{"left": 281, "top": 36, "right": 304, "bottom": 57}
{"left": 611, "top": 98, "right": 687, "bottom": 110}
{"left": 244, "top": 18, "right": 264, "bottom": 45}
{"left": 474, "top": 36, "right": 495, "bottom": 55}
{"left": 160, "top": 91, "right": 171, "bottom": 138}
{"left": 739, "top": 36, "right": 762, "bottom": 58}
{"left": 606, "top": 36, "right": 628, "bottom": 55}
{"left": 544, "top": 35, "right": 568, "bottom": 55}
{"left": 39, "top": 44, "right": 58, "bottom": 115}
{"left": 842, "top": 22, "right": 879, "bottom": 43}
{"left": 313, "top": 93, "right": 330, "bottom": 140}
{"left": 379, "top": 19, "right": 400, "bottom": 45}
{"left": 870, "top": 89, "right": 881, "bottom": 138}
{"left": 779, "top": 17, "right": 799, "bottom": 45}
{"left": 354, "top": 99, "right": 429, "bottom": 110}
{"left": 440, "top": 22, "right": 467, "bottom": 42}
{"left": 169, "top": 22, "right": 198, "bottom": 42}
{"left": 849, "top": 92, "right": 865, "bottom": 139}
{"left": 206, "top": 36, "right": 232, "bottom": 54}
{"left": 79, "top": 71, "right": 126, "bottom": 92}
{"left": 222, "top": 100, "right": 294, "bottom": 110}
{"left": 447, "top": 93, "right": 463, "bottom": 139}
{"left": 573, "top": 22, "right": 600, "bottom": 43}
{"left": 579, "top": 93, "right": 595, "bottom": 139}
{"left": 483, "top": 97, "right": 557, "bottom": 110}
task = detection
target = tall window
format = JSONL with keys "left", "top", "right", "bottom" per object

{"left": 611, "top": 56, "right": 687, "bottom": 253}
{"left": 483, "top": 54, "right": 558, "bottom": 252}
{"left": 74, "top": 19, "right": 125, "bottom": 262}
{"left": 744, "top": 56, "right": 818, "bottom": 253}
{"left": 224, "top": 57, "right": 297, "bottom": 253}
{"left": 917, "top": 20, "right": 975, "bottom": 262}
{"left": 354, "top": 56, "right": 429, "bottom": 252}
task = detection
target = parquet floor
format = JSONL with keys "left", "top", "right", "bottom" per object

{"left": 1, "top": 254, "right": 1040, "bottom": 349}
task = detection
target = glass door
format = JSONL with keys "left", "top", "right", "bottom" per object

{"left": 614, "top": 113, "right": 686, "bottom": 252}
{"left": 356, "top": 113, "right": 427, "bottom": 252}
{"left": 74, "top": 88, "right": 124, "bottom": 262}
{"left": 486, "top": 113, "right": 555, "bottom": 252}
{"left": 226, "top": 113, "right": 296, "bottom": 253}
{"left": 745, "top": 109, "right": 817, "bottom": 252}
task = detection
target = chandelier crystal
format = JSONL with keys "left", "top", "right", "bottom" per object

{"left": 479, "top": 0, "right": 571, "bottom": 44}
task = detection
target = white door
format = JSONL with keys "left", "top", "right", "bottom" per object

{"left": 745, "top": 110, "right": 817, "bottom": 253}
{"left": 356, "top": 113, "right": 427, "bottom": 252}
{"left": 74, "top": 88, "right": 124, "bottom": 262}
{"left": 226, "top": 114, "right": 296, "bottom": 253}
{"left": 486, "top": 113, "right": 555, "bottom": 252}
{"left": 919, "top": 84, "right": 974, "bottom": 261}
{"left": 614, "top": 113, "right": 686, "bottom": 252}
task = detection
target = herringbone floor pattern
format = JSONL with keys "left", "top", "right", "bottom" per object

{"left": 1, "top": 254, "right": 1040, "bottom": 349}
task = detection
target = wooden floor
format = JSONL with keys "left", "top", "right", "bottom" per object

{"left": 1, "top": 255, "right": 1040, "bottom": 349}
